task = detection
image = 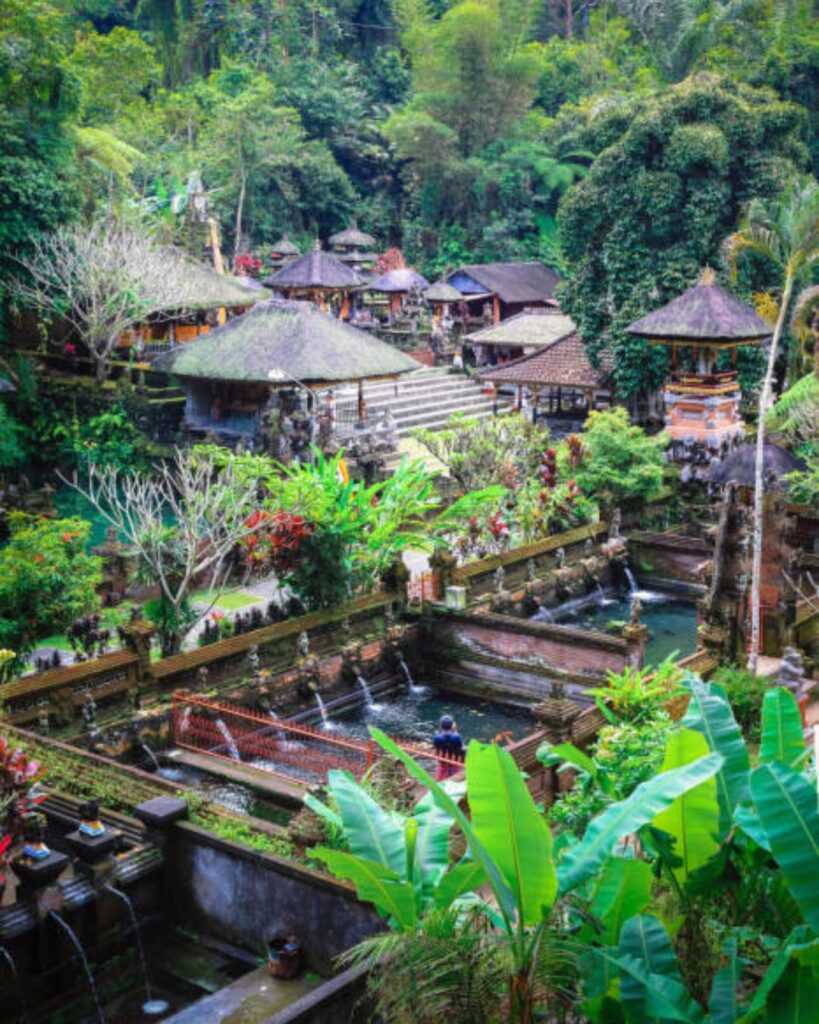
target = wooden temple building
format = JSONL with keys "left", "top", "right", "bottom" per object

{"left": 627, "top": 269, "right": 771, "bottom": 471}
{"left": 445, "top": 261, "right": 561, "bottom": 324}
{"left": 263, "top": 245, "right": 362, "bottom": 319}
{"left": 153, "top": 298, "right": 418, "bottom": 451}
{"left": 477, "top": 328, "right": 612, "bottom": 419}
{"left": 327, "top": 221, "right": 378, "bottom": 274}
{"left": 424, "top": 280, "right": 464, "bottom": 324}
{"left": 366, "top": 268, "right": 430, "bottom": 317}
{"left": 464, "top": 309, "right": 578, "bottom": 366}
{"left": 120, "top": 258, "right": 265, "bottom": 353}
{"left": 267, "top": 234, "right": 301, "bottom": 272}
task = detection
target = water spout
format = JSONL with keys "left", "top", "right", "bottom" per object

{"left": 314, "top": 694, "right": 335, "bottom": 731}
{"left": 214, "top": 718, "right": 241, "bottom": 761}
{"left": 105, "top": 886, "right": 169, "bottom": 1017}
{"left": 49, "top": 911, "right": 106, "bottom": 1024}
{"left": 624, "top": 567, "right": 638, "bottom": 594}
{"left": 623, "top": 566, "right": 665, "bottom": 604}
{"left": 531, "top": 604, "right": 554, "bottom": 623}
{"left": 179, "top": 707, "right": 192, "bottom": 734}
{"left": 140, "top": 743, "right": 159, "bottom": 773}
{"left": 0, "top": 945, "right": 27, "bottom": 1023}
{"left": 356, "top": 675, "right": 382, "bottom": 711}
{"left": 397, "top": 653, "right": 425, "bottom": 695}
{"left": 594, "top": 583, "right": 605, "bottom": 603}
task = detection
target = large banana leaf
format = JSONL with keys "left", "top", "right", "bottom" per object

{"left": 310, "top": 848, "right": 418, "bottom": 929}
{"left": 433, "top": 858, "right": 487, "bottom": 909}
{"left": 749, "top": 764, "right": 819, "bottom": 931}
{"left": 467, "top": 739, "right": 557, "bottom": 925}
{"left": 652, "top": 729, "right": 721, "bottom": 884}
{"left": 732, "top": 802, "right": 771, "bottom": 851}
{"left": 558, "top": 751, "right": 724, "bottom": 894}
{"left": 326, "top": 769, "right": 406, "bottom": 874}
{"left": 369, "top": 727, "right": 517, "bottom": 926}
{"left": 683, "top": 678, "right": 749, "bottom": 836}
{"left": 708, "top": 938, "right": 746, "bottom": 1024}
{"left": 537, "top": 740, "right": 598, "bottom": 778}
{"left": 760, "top": 688, "right": 805, "bottom": 767}
{"left": 764, "top": 960, "right": 819, "bottom": 1023}
{"left": 590, "top": 856, "right": 653, "bottom": 945}
{"left": 412, "top": 790, "right": 455, "bottom": 904}
{"left": 615, "top": 915, "right": 705, "bottom": 1023}
{"left": 739, "top": 927, "right": 819, "bottom": 1022}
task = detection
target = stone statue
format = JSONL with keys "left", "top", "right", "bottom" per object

{"left": 340, "top": 616, "right": 352, "bottom": 637}
{"left": 493, "top": 565, "right": 506, "bottom": 594}
{"left": 297, "top": 631, "right": 310, "bottom": 659}
{"left": 383, "top": 603, "right": 395, "bottom": 628}
{"left": 247, "top": 644, "right": 260, "bottom": 675}
{"left": 778, "top": 646, "right": 805, "bottom": 693}
{"left": 526, "top": 558, "right": 537, "bottom": 583}
{"left": 609, "top": 508, "right": 621, "bottom": 541}
{"left": 629, "top": 593, "right": 642, "bottom": 626}
{"left": 81, "top": 691, "right": 97, "bottom": 733}
{"left": 196, "top": 665, "right": 209, "bottom": 688}
{"left": 555, "top": 547, "right": 566, "bottom": 569}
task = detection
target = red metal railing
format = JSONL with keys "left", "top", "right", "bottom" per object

{"left": 172, "top": 691, "right": 463, "bottom": 786}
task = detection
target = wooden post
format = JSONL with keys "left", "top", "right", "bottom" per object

{"left": 492, "top": 295, "right": 501, "bottom": 323}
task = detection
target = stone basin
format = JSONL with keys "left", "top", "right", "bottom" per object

{"left": 161, "top": 965, "right": 321, "bottom": 1024}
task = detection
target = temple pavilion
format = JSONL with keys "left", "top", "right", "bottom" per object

{"left": 627, "top": 269, "right": 772, "bottom": 468}
{"left": 328, "top": 221, "right": 378, "bottom": 274}
{"left": 445, "top": 261, "right": 561, "bottom": 325}
{"left": 366, "top": 268, "right": 430, "bottom": 317}
{"left": 424, "top": 281, "right": 463, "bottom": 324}
{"left": 477, "top": 328, "right": 613, "bottom": 420}
{"left": 263, "top": 245, "right": 362, "bottom": 319}
{"left": 267, "top": 234, "right": 301, "bottom": 272}
{"left": 464, "top": 309, "right": 578, "bottom": 367}
{"left": 153, "top": 298, "right": 418, "bottom": 449}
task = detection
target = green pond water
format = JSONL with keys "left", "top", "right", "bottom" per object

{"left": 556, "top": 594, "right": 698, "bottom": 667}
{"left": 333, "top": 687, "right": 535, "bottom": 746}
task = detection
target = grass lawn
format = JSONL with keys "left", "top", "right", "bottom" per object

{"left": 31, "top": 634, "right": 74, "bottom": 653}
{"left": 191, "top": 588, "right": 261, "bottom": 611}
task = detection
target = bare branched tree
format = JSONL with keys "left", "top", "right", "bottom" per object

{"left": 9, "top": 222, "right": 189, "bottom": 382}
{"left": 62, "top": 449, "right": 266, "bottom": 655}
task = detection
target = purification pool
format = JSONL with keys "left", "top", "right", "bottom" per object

{"left": 551, "top": 592, "right": 699, "bottom": 666}
{"left": 332, "top": 687, "right": 534, "bottom": 747}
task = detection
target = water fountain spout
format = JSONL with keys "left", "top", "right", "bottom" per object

{"left": 313, "top": 693, "right": 334, "bottom": 730}
{"left": 0, "top": 945, "right": 27, "bottom": 1023}
{"left": 356, "top": 675, "right": 374, "bottom": 706}
{"left": 105, "top": 886, "right": 169, "bottom": 1017}
{"left": 140, "top": 743, "right": 159, "bottom": 773}
{"left": 49, "top": 911, "right": 107, "bottom": 1024}
{"left": 214, "top": 718, "right": 241, "bottom": 761}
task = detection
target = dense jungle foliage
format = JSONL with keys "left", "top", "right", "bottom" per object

{"left": 0, "top": 1, "right": 817, "bottom": 403}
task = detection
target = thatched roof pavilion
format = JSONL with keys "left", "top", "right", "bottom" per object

{"left": 424, "top": 281, "right": 463, "bottom": 303}
{"left": 154, "top": 298, "right": 418, "bottom": 386}
{"left": 262, "top": 246, "right": 362, "bottom": 317}
{"left": 368, "top": 269, "right": 430, "bottom": 293}
{"left": 154, "top": 298, "right": 419, "bottom": 443}
{"left": 328, "top": 221, "right": 376, "bottom": 251}
{"left": 465, "top": 310, "right": 577, "bottom": 352}
{"left": 627, "top": 273, "right": 772, "bottom": 344}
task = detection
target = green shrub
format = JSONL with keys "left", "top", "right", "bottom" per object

{"left": 711, "top": 663, "right": 767, "bottom": 743}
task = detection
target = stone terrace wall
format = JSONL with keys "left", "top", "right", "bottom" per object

{"left": 630, "top": 531, "right": 710, "bottom": 583}
{"left": 418, "top": 607, "right": 635, "bottom": 703}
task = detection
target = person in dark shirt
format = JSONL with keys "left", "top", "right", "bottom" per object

{"left": 433, "top": 714, "right": 464, "bottom": 780}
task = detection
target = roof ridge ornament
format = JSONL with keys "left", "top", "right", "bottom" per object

{"left": 699, "top": 265, "right": 716, "bottom": 286}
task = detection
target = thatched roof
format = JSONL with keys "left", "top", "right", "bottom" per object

{"left": 627, "top": 274, "right": 772, "bottom": 343}
{"left": 166, "top": 258, "right": 268, "bottom": 311}
{"left": 328, "top": 220, "right": 376, "bottom": 249}
{"left": 465, "top": 310, "right": 577, "bottom": 348}
{"left": 234, "top": 275, "right": 267, "bottom": 292}
{"left": 367, "top": 268, "right": 430, "bottom": 293}
{"left": 706, "top": 444, "right": 807, "bottom": 487}
{"left": 477, "top": 332, "right": 612, "bottom": 390}
{"left": 153, "top": 299, "right": 419, "bottom": 385}
{"left": 424, "top": 281, "right": 463, "bottom": 303}
{"left": 270, "top": 233, "right": 300, "bottom": 256}
{"left": 446, "top": 262, "right": 561, "bottom": 304}
{"left": 263, "top": 248, "right": 362, "bottom": 290}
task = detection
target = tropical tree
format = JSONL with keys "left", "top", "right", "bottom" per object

{"left": 8, "top": 221, "right": 189, "bottom": 381}
{"left": 64, "top": 448, "right": 266, "bottom": 655}
{"left": 723, "top": 178, "right": 819, "bottom": 671}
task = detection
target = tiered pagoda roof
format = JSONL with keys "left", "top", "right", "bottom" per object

{"left": 263, "top": 248, "right": 362, "bottom": 290}
{"left": 627, "top": 272, "right": 772, "bottom": 344}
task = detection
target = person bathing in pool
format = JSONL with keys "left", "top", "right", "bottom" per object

{"left": 433, "top": 714, "right": 464, "bottom": 780}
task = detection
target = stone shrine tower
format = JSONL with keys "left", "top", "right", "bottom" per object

{"left": 627, "top": 269, "right": 771, "bottom": 475}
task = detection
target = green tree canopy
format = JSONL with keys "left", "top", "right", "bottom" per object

{"left": 558, "top": 74, "right": 807, "bottom": 401}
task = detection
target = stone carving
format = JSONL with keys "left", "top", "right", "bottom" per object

{"left": 526, "top": 558, "right": 537, "bottom": 582}
{"left": 555, "top": 547, "right": 566, "bottom": 569}
{"left": 296, "top": 631, "right": 310, "bottom": 659}
{"left": 493, "top": 565, "right": 506, "bottom": 594}
{"left": 778, "top": 646, "right": 805, "bottom": 693}
{"left": 629, "top": 593, "right": 642, "bottom": 626}
{"left": 608, "top": 508, "right": 621, "bottom": 541}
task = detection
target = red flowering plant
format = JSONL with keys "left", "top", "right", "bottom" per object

{"left": 0, "top": 735, "right": 47, "bottom": 887}
{"left": 235, "top": 252, "right": 263, "bottom": 277}
{"left": 374, "top": 247, "right": 406, "bottom": 274}
{"left": 240, "top": 509, "right": 312, "bottom": 576}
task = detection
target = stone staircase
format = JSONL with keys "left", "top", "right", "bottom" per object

{"left": 335, "top": 368, "right": 502, "bottom": 437}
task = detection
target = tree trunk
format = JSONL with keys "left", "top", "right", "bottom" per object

{"left": 565, "top": 0, "right": 573, "bottom": 39}
{"left": 234, "top": 165, "right": 246, "bottom": 260}
{"left": 748, "top": 270, "right": 793, "bottom": 671}
{"left": 509, "top": 971, "right": 535, "bottom": 1024}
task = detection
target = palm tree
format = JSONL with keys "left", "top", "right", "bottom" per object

{"left": 723, "top": 178, "right": 819, "bottom": 671}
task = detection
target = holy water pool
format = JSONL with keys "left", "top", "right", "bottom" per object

{"left": 555, "top": 594, "right": 698, "bottom": 665}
